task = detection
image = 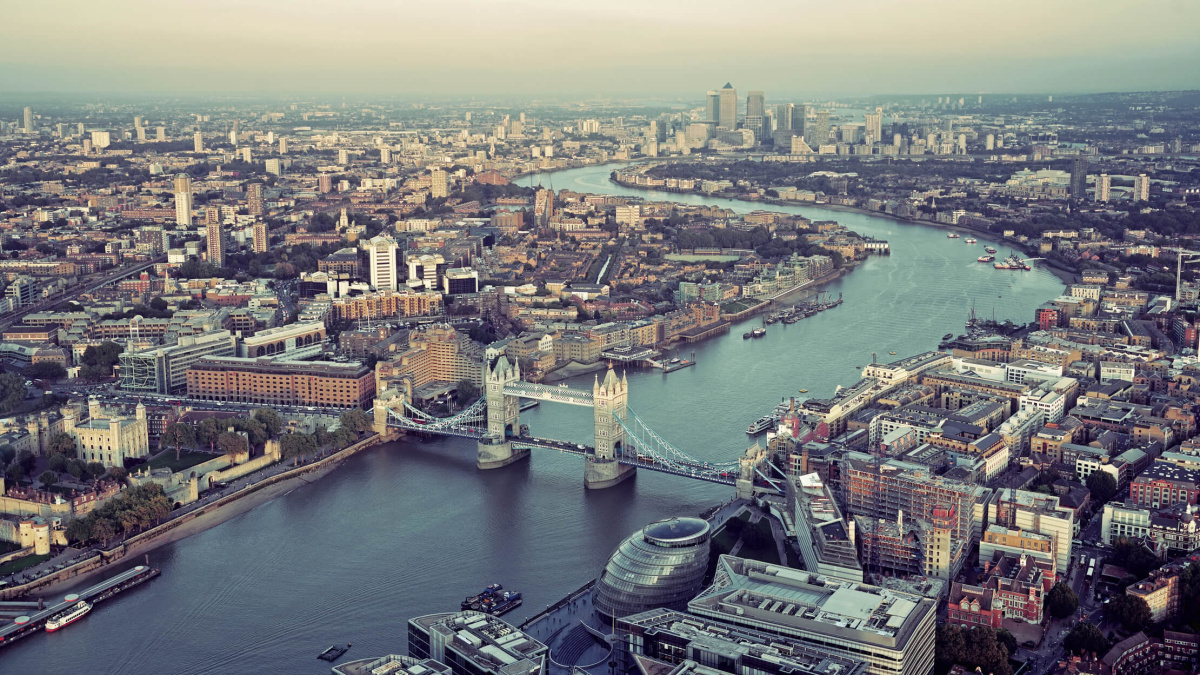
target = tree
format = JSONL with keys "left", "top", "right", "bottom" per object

{"left": 456, "top": 379, "right": 480, "bottom": 402}
{"left": 64, "top": 517, "right": 92, "bottom": 544}
{"left": 1087, "top": 471, "right": 1118, "bottom": 504}
{"left": 216, "top": 432, "right": 248, "bottom": 460}
{"left": 38, "top": 470, "right": 58, "bottom": 488}
{"left": 332, "top": 426, "right": 356, "bottom": 449}
{"left": 252, "top": 408, "right": 283, "bottom": 437}
{"left": 5, "top": 462, "right": 24, "bottom": 484}
{"left": 996, "top": 628, "right": 1018, "bottom": 657}
{"left": 280, "top": 433, "right": 318, "bottom": 466}
{"left": 197, "top": 417, "right": 223, "bottom": 452}
{"left": 231, "top": 417, "right": 268, "bottom": 448}
{"left": 0, "top": 372, "right": 25, "bottom": 414}
{"left": 1064, "top": 622, "right": 1109, "bottom": 656}
{"left": 1047, "top": 582, "right": 1079, "bottom": 619}
{"left": 66, "top": 459, "right": 85, "bottom": 479}
{"left": 935, "top": 624, "right": 1012, "bottom": 675}
{"left": 46, "top": 432, "right": 77, "bottom": 457}
{"left": 48, "top": 453, "right": 68, "bottom": 473}
{"left": 1109, "top": 594, "right": 1153, "bottom": 632}
{"left": 339, "top": 409, "right": 372, "bottom": 434}
{"left": 22, "top": 361, "right": 66, "bottom": 380}
{"left": 161, "top": 423, "right": 197, "bottom": 461}
{"left": 91, "top": 518, "right": 116, "bottom": 546}
{"left": 86, "top": 461, "right": 106, "bottom": 480}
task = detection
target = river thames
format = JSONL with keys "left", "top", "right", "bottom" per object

{"left": 4, "top": 164, "right": 1064, "bottom": 673}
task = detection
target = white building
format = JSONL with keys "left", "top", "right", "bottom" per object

{"left": 366, "top": 235, "right": 402, "bottom": 292}
{"left": 174, "top": 173, "right": 193, "bottom": 227}
{"left": 64, "top": 399, "right": 150, "bottom": 468}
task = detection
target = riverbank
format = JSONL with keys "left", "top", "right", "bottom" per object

{"left": 608, "top": 173, "right": 1080, "bottom": 287}
{"left": 10, "top": 433, "right": 389, "bottom": 599}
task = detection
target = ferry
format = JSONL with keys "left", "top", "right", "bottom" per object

{"left": 947, "top": 232, "right": 960, "bottom": 238}
{"left": 746, "top": 415, "right": 778, "bottom": 435}
{"left": 965, "top": 238, "right": 977, "bottom": 244}
{"left": 977, "top": 255, "right": 995, "bottom": 263}
{"left": 994, "top": 254, "right": 1031, "bottom": 271}
{"left": 45, "top": 601, "right": 91, "bottom": 632}
{"left": 984, "top": 246, "right": 997, "bottom": 254}
{"left": 518, "top": 399, "right": 540, "bottom": 412}
{"left": 462, "top": 584, "right": 522, "bottom": 616}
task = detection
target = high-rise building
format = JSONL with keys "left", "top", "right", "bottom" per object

{"left": 155, "top": 126, "right": 165, "bottom": 142}
{"left": 1096, "top": 173, "right": 1111, "bottom": 202}
{"left": 792, "top": 104, "right": 807, "bottom": 139}
{"left": 380, "top": 147, "right": 391, "bottom": 164}
{"left": 718, "top": 83, "right": 737, "bottom": 130}
{"left": 985, "top": 133, "right": 995, "bottom": 150}
{"left": 746, "top": 91, "right": 765, "bottom": 120}
{"left": 774, "top": 103, "right": 794, "bottom": 131}
{"left": 91, "top": 130, "right": 111, "bottom": 148}
{"left": 1133, "top": 173, "right": 1151, "bottom": 202}
{"left": 705, "top": 91, "right": 720, "bottom": 122}
{"left": 264, "top": 158, "right": 281, "bottom": 176}
{"left": 252, "top": 221, "right": 269, "bottom": 254}
{"left": 23, "top": 107, "right": 33, "bottom": 133}
{"left": 865, "top": 106, "right": 883, "bottom": 144}
{"left": 193, "top": 130, "right": 203, "bottom": 153}
{"left": 338, "top": 148, "right": 349, "bottom": 165}
{"left": 318, "top": 174, "right": 332, "bottom": 193}
{"left": 1070, "top": 157, "right": 1088, "bottom": 199}
{"left": 206, "top": 219, "right": 224, "bottom": 267}
{"left": 247, "top": 182, "right": 264, "bottom": 216}
{"left": 430, "top": 168, "right": 449, "bottom": 198}
{"left": 240, "top": 147, "right": 252, "bottom": 163}
{"left": 367, "top": 236, "right": 403, "bottom": 292}
{"left": 173, "top": 173, "right": 193, "bottom": 227}
{"left": 808, "top": 110, "right": 830, "bottom": 147}
{"left": 278, "top": 137, "right": 287, "bottom": 154}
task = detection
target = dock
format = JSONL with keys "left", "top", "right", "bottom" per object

{"left": 660, "top": 359, "right": 695, "bottom": 373}
{"left": 0, "top": 565, "right": 159, "bottom": 648}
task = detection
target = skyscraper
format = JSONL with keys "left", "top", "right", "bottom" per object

{"left": 1070, "top": 157, "right": 1088, "bottom": 200}
{"left": 746, "top": 91, "right": 765, "bottom": 120}
{"left": 193, "top": 130, "right": 203, "bottom": 153}
{"left": 1096, "top": 174, "right": 1111, "bottom": 203}
{"left": 865, "top": 107, "right": 883, "bottom": 144}
{"left": 808, "top": 110, "right": 830, "bottom": 147}
{"left": 156, "top": 126, "right": 166, "bottom": 141}
{"left": 367, "top": 235, "right": 402, "bottom": 291}
{"left": 279, "top": 137, "right": 287, "bottom": 154}
{"left": 430, "top": 169, "right": 449, "bottom": 198}
{"left": 775, "top": 103, "right": 794, "bottom": 131}
{"left": 1133, "top": 174, "right": 1151, "bottom": 202}
{"left": 718, "top": 83, "right": 738, "bottom": 130}
{"left": 247, "top": 182, "right": 264, "bottom": 216}
{"left": 705, "top": 91, "right": 720, "bottom": 123}
{"left": 23, "top": 107, "right": 33, "bottom": 133}
{"left": 318, "top": 174, "right": 332, "bottom": 193}
{"left": 380, "top": 148, "right": 391, "bottom": 164}
{"left": 173, "top": 173, "right": 193, "bottom": 227}
{"left": 206, "top": 219, "right": 224, "bottom": 267}
{"left": 252, "top": 221, "right": 269, "bottom": 253}
{"left": 792, "top": 105, "right": 807, "bottom": 139}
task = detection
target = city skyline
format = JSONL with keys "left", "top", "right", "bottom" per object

{"left": 3, "top": 0, "right": 1199, "bottom": 96}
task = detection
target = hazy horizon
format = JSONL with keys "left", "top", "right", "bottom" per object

{"left": 3, "top": 0, "right": 1199, "bottom": 97}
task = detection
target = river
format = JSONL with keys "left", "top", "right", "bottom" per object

{"left": 4, "top": 164, "right": 1064, "bottom": 674}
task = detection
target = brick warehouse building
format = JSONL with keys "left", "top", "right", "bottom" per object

{"left": 186, "top": 357, "right": 375, "bottom": 408}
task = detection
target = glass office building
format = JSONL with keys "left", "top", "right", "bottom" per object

{"left": 594, "top": 517, "right": 711, "bottom": 619}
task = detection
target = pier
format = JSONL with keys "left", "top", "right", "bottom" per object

{"left": 0, "top": 565, "right": 159, "bottom": 648}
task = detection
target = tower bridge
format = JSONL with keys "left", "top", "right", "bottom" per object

{"left": 375, "top": 355, "right": 785, "bottom": 493}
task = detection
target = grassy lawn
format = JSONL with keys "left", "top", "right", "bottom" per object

{"left": 0, "top": 553, "right": 51, "bottom": 576}
{"left": 145, "top": 450, "right": 221, "bottom": 473}
{"left": 720, "top": 299, "right": 761, "bottom": 314}
{"left": 666, "top": 254, "right": 740, "bottom": 263}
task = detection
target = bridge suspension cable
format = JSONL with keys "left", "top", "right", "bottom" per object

{"left": 616, "top": 408, "right": 741, "bottom": 482}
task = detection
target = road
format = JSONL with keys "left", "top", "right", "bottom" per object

{"left": 0, "top": 256, "right": 166, "bottom": 332}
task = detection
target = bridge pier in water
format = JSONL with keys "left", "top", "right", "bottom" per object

{"left": 478, "top": 355, "right": 531, "bottom": 470}
{"left": 585, "top": 368, "right": 635, "bottom": 489}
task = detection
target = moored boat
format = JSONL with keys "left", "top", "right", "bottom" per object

{"left": 977, "top": 255, "right": 995, "bottom": 263}
{"left": 45, "top": 601, "right": 91, "bottom": 633}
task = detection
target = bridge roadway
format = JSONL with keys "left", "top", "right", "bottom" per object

{"left": 509, "top": 437, "right": 738, "bottom": 486}
{"left": 502, "top": 382, "right": 594, "bottom": 407}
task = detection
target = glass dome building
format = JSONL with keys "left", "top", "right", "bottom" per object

{"left": 593, "top": 517, "right": 712, "bottom": 619}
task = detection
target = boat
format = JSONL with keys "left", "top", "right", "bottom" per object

{"left": 798, "top": 389, "right": 808, "bottom": 393}
{"left": 747, "top": 415, "right": 778, "bottom": 435}
{"left": 318, "top": 645, "right": 351, "bottom": 662}
{"left": 965, "top": 238, "right": 977, "bottom": 244}
{"left": 994, "top": 254, "right": 1031, "bottom": 271}
{"left": 45, "top": 601, "right": 91, "bottom": 632}
{"left": 742, "top": 332, "right": 752, "bottom": 339}
{"left": 750, "top": 328, "right": 766, "bottom": 338}
{"left": 947, "top": 233, "right": 960, "bottom": 239}
{"left": 462, "top": 584, "right": 523, "bottom": 616}
{"left": 889, "top": 351, "right": 896, "bottom": 355}
{"left": 943, "top": 333, "right": 954, "bottom": 340}
{"left": 519, "top": 399, "right": 540, "bottom": 412}
{"left": 977, "top": 255, "right": 995, "bottom": 263}
{"left": 984, "top": 246, "right": 997, "bottom": 254}
{"left": 669, "top": 357, "right": 681, "bottom": 364}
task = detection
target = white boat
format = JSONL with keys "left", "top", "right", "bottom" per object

{"left": 46, "top": 601, "right": 91, "bottom": 632}
{"left": 947, "top": 233, "right": 960, "bottom": 238}
{"left": 746, "top": 415, "right": 778, "bottom": 435}
{"left": 965, "top": 238, "right": 977, "bottom": 244}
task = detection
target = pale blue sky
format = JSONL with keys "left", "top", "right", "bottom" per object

{"left": 3, "top": 0, "right": 1198, "bottom": 95}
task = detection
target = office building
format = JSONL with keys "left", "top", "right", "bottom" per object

{"left": 239, "top": 322, "right": 326, "bottom": 359}
{"left": 156, "top": 126, "right": 166, "bottom": 141}
{"left": 443, "top": 268, "right": 479, "bottom": 295}
{"left": 594, "top": 518, "right": 711, "bottom": 619}
{"left": 119, "top": 330, "right": 237, "bottom": 394}
{"left": 1070, "top": 157, "right": 1088, "bottom": 199}
{"left": 407, "top": 253, "right": 449, "bottom": 291}
{"left": 746, "top": 91, "right": 765, "bottom": 119}
{"left": 865, "top": 107, "right": 883, "bottom": 144}
{"left": 981, "top": 489, "right": 1074, "bottom": 570}
{"left": 775, "top": 103, "right": 795, "bottom": 132}
{"left": 252, "top": 221, "right": 269, "bottom": 254}
{"left": 264, "top": 158, "right": 281, "bottom": 176}
{"left": 319, "top": 173, "right": 332, "bottom": 193}
{"left": 616, "top": 609, "right": 868, "bottom": 675}
{"left": 430, "top": 168, "right": 449, "bottom": 198}
{"left": 718, "top": 83, "right": 737, "bottom": 130}
{"left": 332, "top": 655, "right": 451, "bottom": 675}
{"left": 367, "top": 235, "right": 403, "bottom": 292}
{"left": 206, "top": 219, "right": 224, "bottom": 267}
{"left": 23, "top": 106, "right": 33, "bottom": 133}
{"left": 193, "top": 130, "right": 203, "bottom": 153}
{"left": 1096, "top": 173, "right": 1111, "bottom": 202}
{"left": 330, "top": 289, "right": 442, "bottom": 322}
{"left": 91, "top": 130, "right": 111, "bottom": 148}
{"left": 408, "top": 611, "right": 547, "bottom": 675}
{"left": 62, "top": 399, "right": 150, "bottom": 469}
{"left": 689, "top": 556, "right": 936, "bottom": 675}
{"left": 705, "top": 91, "right": 720, "bottom": 122}
{"left": 1133, "top": 173, "right": 1151, "bottom": 202}
{"left": 174, "top": 173, "right": 193, "bottom": 226}
{"left": 792, "top": 473, "right": 864, "bottom": 582}
{"left": 187, "top": 357, "right": 376, "bottom": 409}
{"left": 375, "top": 324, "right": 484, "bottom": 396}
{"left": 278, "top": 137, "right": 287, "bottom": 154}
{"left": 247, "top": 182, "right": 264, "bottom": 216}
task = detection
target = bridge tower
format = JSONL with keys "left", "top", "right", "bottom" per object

{"left": 477, "top": 355, "right": 529, "bottom": 469}
{"left": 585, "top": 367, "right": 636, "bottom": 489}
